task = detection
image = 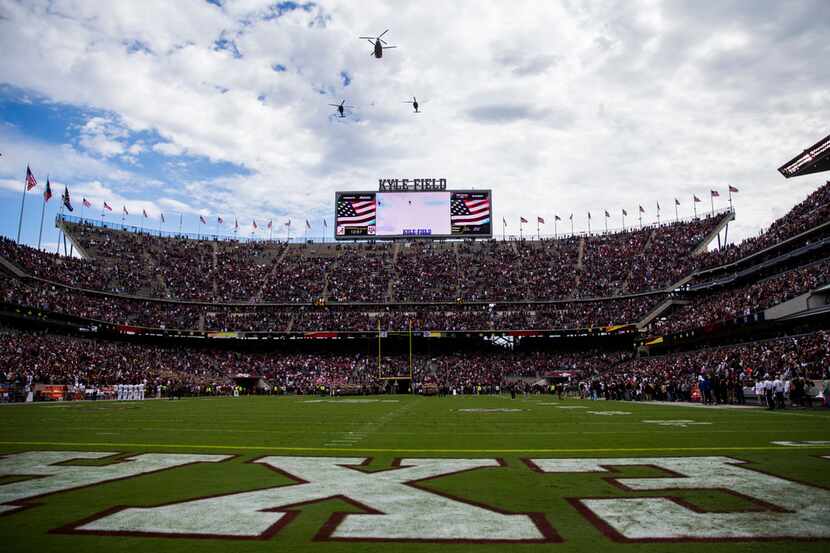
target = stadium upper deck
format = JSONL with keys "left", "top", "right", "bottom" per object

{"left": 0, "top": 181, "right": 827, "bottom": 335}
{"left": 1, "top": 210, "right": 729, "bottom": 303}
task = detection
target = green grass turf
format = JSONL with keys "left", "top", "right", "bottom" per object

{"left": 2, "top": 394, "right": 830, "bottom": 552}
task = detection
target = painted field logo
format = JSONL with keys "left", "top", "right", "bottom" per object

{"left": 4, "top": 452, "right": 830, "bottom": 543}
{"left": 0, "top": 452, "right": 230, "bottom": 515}
{"left": 63, "top": 457, "right": 557, "bottom": 543}
{"left": 527, "top": 456, "right": 830, "bottom": 541}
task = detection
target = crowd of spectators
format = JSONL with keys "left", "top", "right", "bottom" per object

{"left": 587, "top": 331, "right": 830, "bottom": 403}
{"left": 1, "top": 211, "right": 728, "bottom": 306}
{"left": 656, "top": 258, "right": 830, "bottom": 335}
{"left": 3, "top": 328, "right": 826, "bottom": 402}
{"left": 1, "top": 269, "right": 664, "bottom": 331}
{"left": 698, "top": 181, "right": 830, "bottom": 268}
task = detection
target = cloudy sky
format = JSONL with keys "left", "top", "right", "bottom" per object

{"left": 0, "top": 0, "right": 827, "bottom": 250}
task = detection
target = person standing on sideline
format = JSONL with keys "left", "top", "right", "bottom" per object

{"left": 763, "top": 375, "right": 775, "bottom": 410}
{"left": 774, "top": 375, "right": 786, "bottom": 409}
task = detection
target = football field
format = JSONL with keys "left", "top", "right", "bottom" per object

{"left": 2, "top": 394, "right": 830, "bottom": 552}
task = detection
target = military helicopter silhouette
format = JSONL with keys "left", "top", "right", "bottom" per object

{"left": 359, "top": 29, "right": 397, "bottom": 58}
{"left": 403, "top": 97, "right": 422, "bottom": 113}
{"left": 328, "top": 99, "right": 354, "bottom": 118}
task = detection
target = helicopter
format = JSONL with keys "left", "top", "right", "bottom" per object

{"left": 403, "top": 96, "right": 421, "bottom": 113}
{"left": 328, "top": 99, "right": 354, "bottom": 118}
{"left": 359, "top": 29, "right": 397, "bottom": 58}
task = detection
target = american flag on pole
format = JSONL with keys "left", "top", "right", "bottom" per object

{"left": 711, "top": 190, "right": 720, "bottom": 197}
{"left": 122, "top": 205, "right": 129, "bottom": 215}
{"left": 693, "top": 195, "right": 701, "bottom": 203}
{"left": 622, "top": 209, "right": 627, "bottom": 216}
{"left": 252, "top": 219, "right": 258, "bottom": 229}
{"left": 305, "top": 219, "right": 311, "bottom": 229}
{"left": 520, "top": 216, "right": 528, "bottom": 224}
{"left": 62, "top": 186, "right": 73, "bottom": 211}
{"left": 82, "top": 198, "right": 92, "bottom": 208}
{"left": 267, "top": 220, "right": 272, "bottom": 229}
{"left": 218, "top": 216, "right": 224, "bottom": 225}
{"left": 43, "top": 179, "right": 52, "bottom": 202}
{"left": 143, "top": 209, "right": 149, "bottom": 218}
{"left": 537, "top": 216, "right": 545, "bottom": 224}
{"left": 639, "top": 205, "right": 645, "bottom": 213}
{"left": 160, "top": 212, "right": 165, "bottom": 223}
{"left": 451, "top": 196, "right": 490, "bottom": 226}
{"left": 104, "top": 202, "right": 113, "bottom": 211}
{"left": 555, "top": 214, "right": 561, "bottom": 221}
{"left": 729, "top": 185, "right": 739, "bottom": 193}
{"left": 25, "top": 166, "right": 37, "bottom": 191}
{"left": 199, "top": 215, "right": 207, "bottom": 224}
{"left": 337, "top": 196, "right": 376, "bottom": 225}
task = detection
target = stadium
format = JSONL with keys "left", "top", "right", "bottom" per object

{"left": 1, "top": 2, "right": 830, "bottom": 552}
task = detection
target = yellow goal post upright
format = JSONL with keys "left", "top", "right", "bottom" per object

{"left": 375, "top": 318, "right": 414, "bottom": 393}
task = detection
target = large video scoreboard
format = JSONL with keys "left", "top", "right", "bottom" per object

{"left": 335, "top": 190, "right": 492, "bottom": 240}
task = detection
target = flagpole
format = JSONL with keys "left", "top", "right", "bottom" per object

{"left": 178, "top": 213, "right": 183, "bottom": 235}
{"left": 56, "top": 203, "right": 64, "bottom": 254}
{"left": 675, "top": 202, "right": 679, "bottom": 221}
{"left": 657, "top": 204, "right": 661, "bottom": 225}
{"left": 729, "top": 190, "right": 733, "bottom": 211}
{"left": 693, "top": 196, "right": 697, "bottom": 218}
{"left": 621, "top": 212, "right": 625, "bottom": 230}
{"left": 502, "top": 219, "right": 505, "bottom": 241}
{"left": 710, "top": 193, "right": 714, "bottom": 216}
{"left": 537, "top": 220, "right": 540, "bottom": 240}
{"left": 587, "top": 215, "right": 591, "bottom": 235}
{"left": 37, "top": 191, "right": 47, "bottom": 250}
{"left": 519, "top": 219, "right": 523, "bottom": 240}
{"left": 16, "top": 168, "right": 30, "bottom": 244}
{"left": 570, "top": 216, "right": 573, "bottom": 236}
{"left": 554, "top": 219, "right": 557, "bottom": 238}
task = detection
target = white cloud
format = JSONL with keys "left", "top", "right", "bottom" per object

{"left": 0, "top": 0, "right": 828, "bottom": 243}
{"left": 152, "top": 142, "right": 185, "bottom": 156}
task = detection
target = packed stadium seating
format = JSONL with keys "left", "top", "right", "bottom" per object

{"left": 1, "top": 182, "right": 829, "bottom": 404}
{"left": 655, "top": 258, "right": 830, "bottom": 335}
{"left": 594, "top": 331, "right": 830, "bottom": 402}
{"left": 0, "top": 270, "right": 662, "bottom": 331}
{"left": 0, "top": 209, "right": 728, "bottom": 305}
{"left": 2, "top": 329, "right": 826, "bottom": 399}
{"left": 697, "top": 181, "right": 830, "bottom": 268}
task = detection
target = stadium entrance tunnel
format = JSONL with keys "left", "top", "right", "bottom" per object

{"left": 383, "top": 377, "right": 412, "bottom": 394}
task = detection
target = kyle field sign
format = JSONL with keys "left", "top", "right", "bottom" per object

{"left": 1, "top": 452, "right": 828, "bottom": 543}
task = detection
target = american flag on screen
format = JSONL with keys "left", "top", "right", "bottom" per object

{"left": 337, "top": 197, "right": 376, "bottom": 225}
{"left": 451, "top": 196, "right": 490, "bottom": 226}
